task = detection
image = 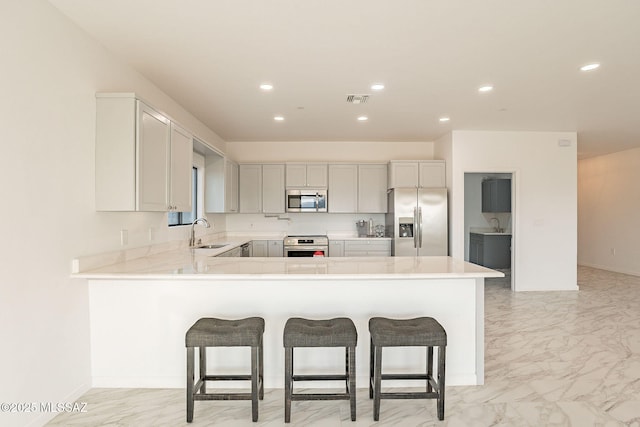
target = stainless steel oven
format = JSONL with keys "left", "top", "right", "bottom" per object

{"left": 283, "top": 235, "right": 329, "bottom": 257}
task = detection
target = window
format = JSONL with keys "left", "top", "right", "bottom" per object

{"left": 168, "top": 151, "right": 205, "bottom": 227}
{"left": 168, "top": 167, "right": 198, "bottom": 226}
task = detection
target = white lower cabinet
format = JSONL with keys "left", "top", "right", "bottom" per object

{"left": 344, "top": 239, "right": 391, "bottom": 256}
{"left": 329, "top": 240, "right": 345, "bottom": 257}
{"left": 330, "top": 239, "right": 391, "bottom": 256}
{"left": 252, "top": 240, "right": 283, "bottom": 257}
{"left": 268, "top": 240, "right": 284, "bottom": 257}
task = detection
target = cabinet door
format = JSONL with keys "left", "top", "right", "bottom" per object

{"left": 358, "top": 164, "right": 387, "bottom": 213}
{"left": 328, "top": 164, "right": 357, "bottom": 213}
{"left": 137, "top": 101, "right": 170, "bottom": 211}
{"left": 329, "top": 240, "right": 345, "bottom": 257}
{"left": 239, "top": 164, "right": 262, "bottom": 213}
{"left": 252, "top": 241, "right": 268, "bottom": 257}
{"left": 388, "top": 162, "right": 419, "bottom": 188}
{"left": 225, "top": 160, "right": 239, "bottom": 213}
{"left": 495, "top": 180, "right": 511, "bottom": 212}
{"left": 262, "top": 164, "right": 285, "bottom": 213}
{"left": 268, "top": 240, "right": 283, "bottom": 257}
{"left": 286, "top": 164, "right": 307, "bottom": 187}
{"left": 482, "top": 179, "right": 511, "bottom": 213}
{"left": 419, "top": 161, "right": 445, "bottom": 188}
{"left": 169, "top": 123, "right": 193, "bottom": 212}
{"left": 306, "top": 164, "right": 328, "bottom": 187}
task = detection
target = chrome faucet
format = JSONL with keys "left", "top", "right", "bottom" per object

{"left": 490, "top": 217, "right": 502, "bottom": 233}
{"left": 189, "top": 217, "right": 210, "bottom": 247}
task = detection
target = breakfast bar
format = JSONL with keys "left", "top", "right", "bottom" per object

{"left": 75, "top": 253, "right": 502, "bottom": 389}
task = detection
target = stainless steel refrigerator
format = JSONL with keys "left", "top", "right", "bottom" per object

{"left": 386, "top": 188, "right": 448, "bottom": 256}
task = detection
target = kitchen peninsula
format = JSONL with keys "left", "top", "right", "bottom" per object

{"left": 74, "top": 248, "right": 502, "bottom": 389}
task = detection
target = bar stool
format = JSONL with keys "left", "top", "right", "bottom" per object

{"left": 369, "top": 317, "right": 447, "bottom": 421}
{"left": 283, "top": 317, "right": 357, "bottom": 423}
{"left": 185, "top": 317, "right": 265, "bottom": 423}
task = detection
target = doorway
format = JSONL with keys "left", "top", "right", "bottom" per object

{"left": 464, "top": 172, "right": 515, "bottom": 290}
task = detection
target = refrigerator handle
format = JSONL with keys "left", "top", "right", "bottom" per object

{"left": 413, "top": 207, "right": 418, "bottom": 249}
{"left": 418, "top": 206, "right": 423, "bottom": 248}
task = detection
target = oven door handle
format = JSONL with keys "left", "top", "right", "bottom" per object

{"left": 284, "top": 246, "right": 328, "bottom": 251}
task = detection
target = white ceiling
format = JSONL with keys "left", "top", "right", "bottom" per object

{"left": 49, "top": 0, "right": 640, "bottom": 159}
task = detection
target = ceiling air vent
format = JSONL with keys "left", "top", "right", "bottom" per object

{"left": 346, "top": 94, "right": 370, "bottom": 104}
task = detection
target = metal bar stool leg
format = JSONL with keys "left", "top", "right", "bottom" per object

{"left": 187, "top": 347, "right": 195, "bottom": 423}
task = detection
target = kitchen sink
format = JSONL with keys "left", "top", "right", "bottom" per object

{"left": 195, "top": 244, "right": 227, "bottom": 249}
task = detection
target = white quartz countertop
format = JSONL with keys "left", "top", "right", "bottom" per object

{"left": 73, "top": 250, "right": 503, "bottom": 281}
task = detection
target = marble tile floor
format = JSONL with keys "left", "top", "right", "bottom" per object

{"left": 47, "top": 266, "right": 640, "bottom": 426}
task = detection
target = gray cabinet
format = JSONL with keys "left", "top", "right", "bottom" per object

{"left": 482, "top": 179, "right": 511, "bottom": 212}
{"left": 469, "top": 233, "right": 511, "bottom": 269}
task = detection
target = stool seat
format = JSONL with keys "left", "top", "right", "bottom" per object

{"left": 284, "top": 317, "right": 357, "bottom": 348}
{"left": 186, "top": 317, "right": 265, "bottom": 347}
{"left": 369, "top": 317, "right": 446, "bottom": 347}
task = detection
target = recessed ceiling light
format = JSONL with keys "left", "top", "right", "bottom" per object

{"left": 274, "top": 115, "right": 284, "bottom": 121}
{"left": 580, "top": 63, "right": 600, "bottom": 72}
{"left": 478, "top": 85, "right": 494, "bottom": 93}
{"left": 371, "top": 83, "right": 385, "bottom": 91}
{"left": 357, "top": 116, "right": 368, "bottom": 121}
{"left": 260, "top": 83, "right": 274, "bottom": 91}
{"left": 439, "top": 117, "right": 450, "bottom": 122}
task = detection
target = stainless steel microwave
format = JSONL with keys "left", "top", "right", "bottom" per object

{"left": 286, "top": 189, "right": 327, "bottom": 212}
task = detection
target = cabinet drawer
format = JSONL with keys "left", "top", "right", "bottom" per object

{"left": 344, "top": 240, "right": 390, "bottom": 252}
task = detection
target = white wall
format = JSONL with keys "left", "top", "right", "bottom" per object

{"left": 578, "top": 147, "right": 640, "bottom": 276}
{"left": 445, "top": 131, "right": 577, "bottom": 291}
{"left": 0, "top": 2, "right": 224, "bottom": 425}
{"left": 226, "top": 140, "right": 434, "bottom": 162}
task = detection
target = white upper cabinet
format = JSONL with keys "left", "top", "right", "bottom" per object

{"left": 239, "top": 164, "right": 262, "bottom": 213}
{"left": 239, "top": 164, "right": 285, "bottom": 213}
{"left": 169, "top": 123, "right": 193, "bottom": 212}
{"left": 286, "top": 163, "right": 327, "bottom": 188}
{"left": 96, "top": 94, "right": 194, "bottom": 212}
{"left": 225, "top": 159, "right": 239, "bottom": 213}
{"left": 328, "top": 164, "right": 358, "bottom": 213}
{"left": 388, "top": 160, "right": 445, "bottom": 189}
{"left": 357, "top": 164, "right": 387, "bottom": 213}
{"left": 136, "top": 101, "right": 170, "bottom": 211}
{"left": 418, "top": 161, "right": 446, "bottom": 188}
{"left": 262, "top": 164, "right": 285, "bottom": 213}
{"left": 328, "top": 163, "right": 387, "bottom": 213}
{"left": 205, "top": 153, "right": 239, "bottom": 214}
